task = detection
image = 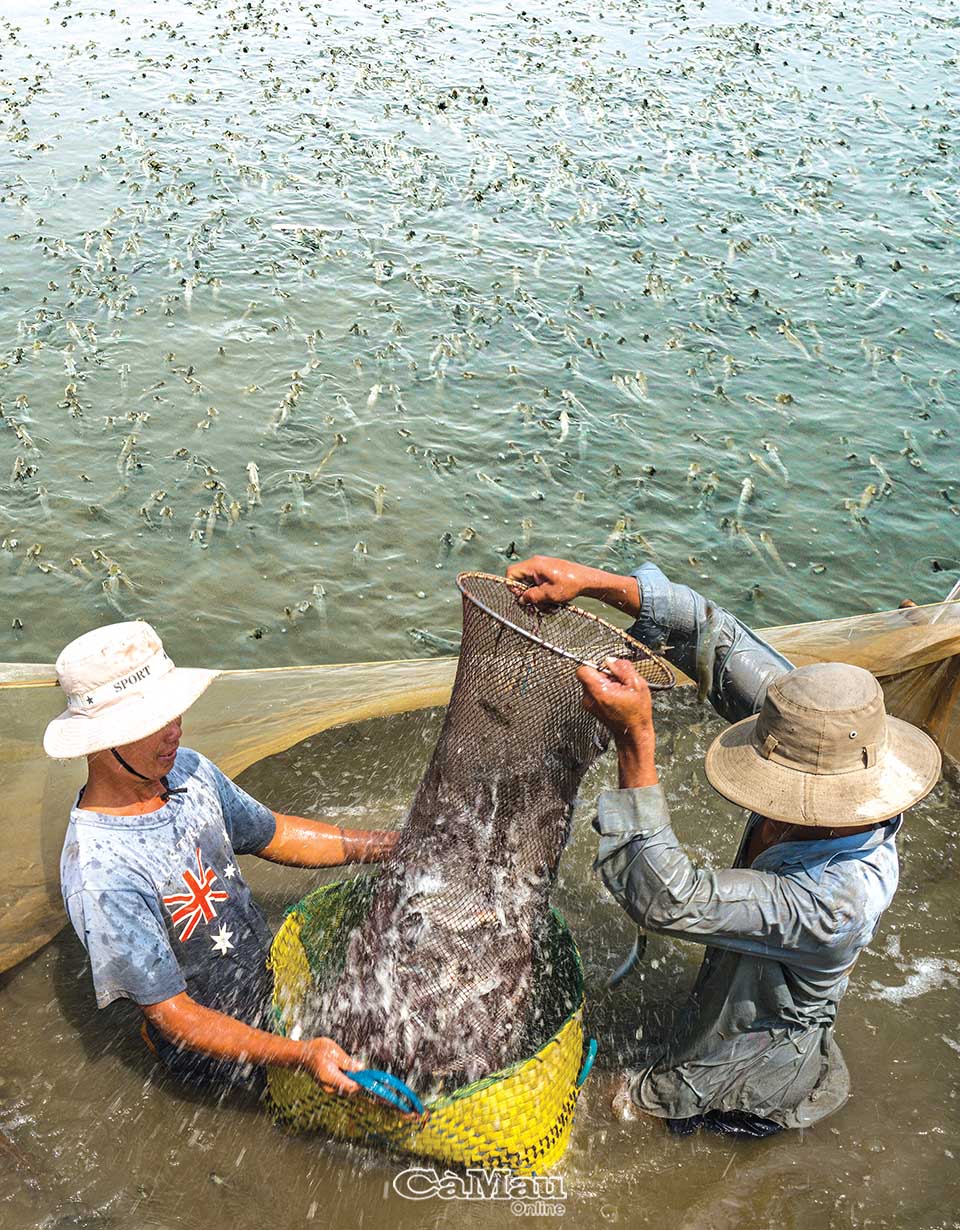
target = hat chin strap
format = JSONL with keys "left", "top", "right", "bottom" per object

{"left": 111, "top": 748, "right": 187, "bottom": 802}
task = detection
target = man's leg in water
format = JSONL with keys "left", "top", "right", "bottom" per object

{"left": 666, "top": 1111, "right": 784, "bottom": 1139}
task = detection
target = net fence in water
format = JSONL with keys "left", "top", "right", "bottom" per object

{"left": 1, "top": 590, "right": 958, "bottom": 976}
{"left": 312, "top": 574, "right": 672, "bottom": 1092}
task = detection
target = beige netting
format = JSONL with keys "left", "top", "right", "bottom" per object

{"left": 2, "top": 598, "right": 958, "bottom": 975}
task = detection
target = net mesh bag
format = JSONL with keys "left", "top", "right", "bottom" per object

{"left": 265, "top": 568, "right": 672, "bottom": 1169}
{"left": 310, "top": 572, "right": 672, "bottom": 1092}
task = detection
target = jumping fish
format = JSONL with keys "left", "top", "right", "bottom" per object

{"left": 245, "top": 462, "right": 261, "bottom": 506}
{"left": 869, "top": 455, "right": 894, "bottom": 495}
{"left": 736, "top": 524, "right": 765, "bottom": 561}
{"left": 779, "top": 323, "right": 812, "bottom": 360}
{"left": 695, "top": 602, "right": 725, "bottom": 702}
{"left": 312, "top": 433, "right": 346, "bottom": 477}
{"left": 407, "top": 627, "right": 460, "bottom": 654}
{"left": 842, "top": 498, "right": 869, "bottom": 528}
{"left": 749, "top": 451, "right": 777, "bottom": 480}
{"left": 454, "top": 526, "right": 476, "bottom": 553}
{"left": 558, "top": 409, "right": 570, "bottom": 443}
{"left": 532, "top": 452, "right": 557, "bottom": 484}
{"left": 606, "top": 925, "right": 648, "bottom": 991}
{"left": 760, "top": 439, "right": 790, "bottom": 485}
{"left": 737, "top": 477, "right": 755, "bottom": 520}
{"left": 760, "top": 530, "right": 787, "bottom": 572}
{"left": 604, "top": 517, "right": 627, "bottom": 550}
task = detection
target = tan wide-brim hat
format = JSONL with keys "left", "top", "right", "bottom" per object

{"left": 43, "top": 620, "right": 220, "bottom": 759}
{"left": 704, "top": 661, "right": 941, "bottom": 826}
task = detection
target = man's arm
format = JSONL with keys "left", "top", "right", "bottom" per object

{"left": 64, "top": 887, "right": 364, "bottom": 1095}
{"left": 506, "top": 557, "right": 643, "bottom": 618}
{"left": 257, "top": 813, "right": 399, "bottom": 867}
{"left": 577, "top": 662, "right": 857, "bottom": 969}
{"left": 509, "top": 555, "right": 793, "bottom": 723}
{"left": 592, "top": 793, "right": 856, "bottom": 967}
{"left": 141, "top": 993, "right": 360, "bottom": 1094}
{"left": 576, "top": 658, "right": 659, "bottom": 789}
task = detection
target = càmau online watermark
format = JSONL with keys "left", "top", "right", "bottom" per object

{"left": 393, "top": 1167, "right": 566, "bottom": 1216}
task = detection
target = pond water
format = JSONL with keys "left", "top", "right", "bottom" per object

{"left": 0, "top": 0, "right": 957, "bottom": 670}
{"left": 1, "top": 0, "right": 958, "bottom": 1227}
{"left": 2, "top": 697, "right": 958, "bottom": 1229}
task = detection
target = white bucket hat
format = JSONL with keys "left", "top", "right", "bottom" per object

{"left": 43, "top": 621, "right": 220, "bottom": 759}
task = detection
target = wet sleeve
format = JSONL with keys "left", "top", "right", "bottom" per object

{"left": 594, "top": 787, "right": 846, "bottom": 967}
{"left": 64, "top": 888, "right": 186, "bottom": 1009}
{"left": 626, "top": 561, "right": 794, "bottom": 723}
{"left": 205, "top": 760, "right": 277, "bottom": 854}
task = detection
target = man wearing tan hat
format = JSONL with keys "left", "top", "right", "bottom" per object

{"left": 508, "top": 555, "right": 941, "bottom": 1137}
{"left": 47, "top": 621, "right": 398, "bottom": 1095}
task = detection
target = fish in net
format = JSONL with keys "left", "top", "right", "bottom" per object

{"left": 305, "top": 573, "right": 673, "bottom": 1093}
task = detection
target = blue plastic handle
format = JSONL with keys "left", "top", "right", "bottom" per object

{"left": 576, "top": 1038, "right": 598, "bottom": 1089}
{"left": 351, "top": 1068, "right": 426, "bottom": 1116}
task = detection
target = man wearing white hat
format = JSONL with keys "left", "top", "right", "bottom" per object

{"left": 47, "top": 621, "right": 398, "bottom": 1095}
{"left": 508, "top": 555, "right": 941, "bottom": 1137}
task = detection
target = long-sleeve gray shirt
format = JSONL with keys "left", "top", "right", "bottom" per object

{"left": 594, "top": 562, "right": 900, "bottom": 1128}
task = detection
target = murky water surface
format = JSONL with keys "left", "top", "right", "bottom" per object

{"left": 1, "top": 0, "right": 958, "bottom": 1227}
{"left": 2, "top": 700, "right": 959, "bottom": 1228}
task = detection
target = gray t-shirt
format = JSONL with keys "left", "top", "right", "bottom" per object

{"left": 60, "top": 748, "right": 277, "bottom": 1076}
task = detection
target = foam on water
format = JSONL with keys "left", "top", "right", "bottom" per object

{"left": 865, "top": 956, "right": 960, "bottom": 1005}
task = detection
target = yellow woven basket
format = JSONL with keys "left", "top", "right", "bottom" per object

{"left": 266, "top": 878, "right": 593, "bottom": 1173}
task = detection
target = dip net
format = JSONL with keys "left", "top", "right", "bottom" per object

{"left": 305, "top": 572, "right": 674, "bottom": 1090}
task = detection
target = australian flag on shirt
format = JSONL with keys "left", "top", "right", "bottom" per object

{"left": 60, "top": 748, "right": 278, "bottom": 1084}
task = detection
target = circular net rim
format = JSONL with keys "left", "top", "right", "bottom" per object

{"left": 456, "top": 571, "right": 675, "bottom": 690}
